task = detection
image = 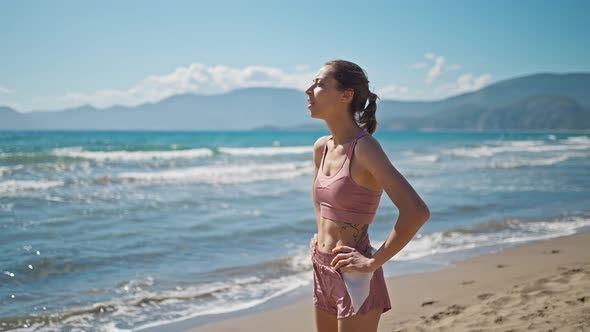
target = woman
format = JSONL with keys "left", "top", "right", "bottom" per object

{"left": 306, "top": 59, "right": 430, "bottom": 332}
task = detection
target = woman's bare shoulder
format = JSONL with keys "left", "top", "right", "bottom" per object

{"left": 354, "top": 134, "right": 390, "bottom": 167}
{"left": 313, "top": 135, "right": 331, "bottom": 151}
{"left": 313, "top": 135, "right": 330, "bottom": 166}
{"left": 356, "top": 134, "right": 383, "bottom": 152}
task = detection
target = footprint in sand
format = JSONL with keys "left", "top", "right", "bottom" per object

{"left": 561, "top": 268, "right": 583, "bottom": 276}
{"left": 461, "top": 280, "right": 475, "bottom": 285}
{"left": 535, "top": 277, "right": 549, "bottom": 285}
{"left": 421, "top": 300, "right": 437, "bottom": 306}
{"left": 489, "top": 296, "right": 515, "bottom": 308}
{"left": 429, "top": 304, "right": 466, "bottom": 321}
{"left": 565, "top": 296, "right": 588, "bottom": 305}
{"left": 520, "top": 308, "right": 547, "bottom": 320}
{"left": 477, "top": 293, "right": 494, "bottom": 300}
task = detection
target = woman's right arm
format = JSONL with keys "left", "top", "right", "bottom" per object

{"left": 311, "top": 136, "right": 328, "bottom": 217}
{"left": 310, "top": 136, "right": 329, "bottom": 253}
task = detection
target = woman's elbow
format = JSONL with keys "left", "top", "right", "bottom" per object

{"left": 419, "top": 207, "right": 430, "bottom": 224}
{"left": 416, "top": 197, "right": 430, "bottom": 222}
{"left": 410, "top": 203, "right": 430, "bottom": 225}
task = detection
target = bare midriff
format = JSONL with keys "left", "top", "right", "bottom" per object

{"left": 315, "top": 216, "right": 369, "bottom": 254}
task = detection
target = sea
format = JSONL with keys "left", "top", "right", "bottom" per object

{"left": 1, "top": 129, "right": 589, "bottom": 331}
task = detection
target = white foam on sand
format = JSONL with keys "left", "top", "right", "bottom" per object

{"left": 393, "top": 216, "right": 590, "bottom": 261}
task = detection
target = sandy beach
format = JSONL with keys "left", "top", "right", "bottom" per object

{"left": 185, "top": 232, "right": 590, "bottom": 332}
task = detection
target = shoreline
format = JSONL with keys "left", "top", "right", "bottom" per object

{"left": 161, "top": 231, "right": 590, "bottom": 332}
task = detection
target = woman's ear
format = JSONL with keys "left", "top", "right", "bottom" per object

{"left": 341, "top": 89, "right": 354, "bottom": 104}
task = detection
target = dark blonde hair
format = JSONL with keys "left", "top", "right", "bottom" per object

{"left": 325, "top": 59, "right": 378, "bottom": 134}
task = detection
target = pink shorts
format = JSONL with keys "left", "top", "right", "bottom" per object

{"left": 311, "top": 237, "right": 392, "bottom": 319}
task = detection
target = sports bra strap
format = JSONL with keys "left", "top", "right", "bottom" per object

{"left": 346, "top": 130, "right": 368, "bottom": 158}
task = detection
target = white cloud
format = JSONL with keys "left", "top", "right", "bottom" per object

{"left": 448, "top": 64, "right": 462, "bottom": 71}
{"left": 374, "top": 53, "right": 492, "bottom": 101}
{"left": 0, "top": 86, "right": 14, "bottom": 94}
{"left": 56, "top": 63, "right": 315, "bottom": 109}
{"left": 295, "top": 64, "right": 311, "bottom": 72}
{"left": 377, "top": 84, "right": 410, "bottom": 99}
{"left": 425, "top": 54, "right": 446, "bottom": 84}
{"left": 433, "top": 73, "right": 493, "bottom": 97}
{"left": 417, "top": 53, "right": 463, "bottom": 84}
{"left": 406, "top": 62, "right": 427, "bottom": 70}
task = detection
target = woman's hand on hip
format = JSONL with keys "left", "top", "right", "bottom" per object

{"left": 330, "top": 246, "right": 377, "bottom": 273}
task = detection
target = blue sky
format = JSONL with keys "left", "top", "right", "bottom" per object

{"left": 1, "top": 0, "right": 588, "bottom": 112}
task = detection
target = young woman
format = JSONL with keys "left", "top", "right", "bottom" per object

{"left": 306, "top": 59, "right": 430, "bottom": 332}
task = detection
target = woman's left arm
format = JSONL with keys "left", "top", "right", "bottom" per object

{"left": 355, "top": 136, "right": 431, "bottom": 271}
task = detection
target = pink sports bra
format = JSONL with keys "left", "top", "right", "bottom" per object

{"left": 313, "top": 130, "right": 383, "bottom": 225}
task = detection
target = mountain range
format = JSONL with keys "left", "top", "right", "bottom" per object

{"left": 1, "top": 72, "right": 589, "bottom": 131}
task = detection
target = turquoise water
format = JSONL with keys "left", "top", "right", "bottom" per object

{"left": 1, "top": 130, "right": 589, "bottom": 331}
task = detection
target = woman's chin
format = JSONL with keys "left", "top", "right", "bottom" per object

{"left": 307, "top": 105, "right": 314, "bottom": 118}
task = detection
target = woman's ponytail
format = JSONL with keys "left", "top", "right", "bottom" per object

{"left": 357, "top": 91, "right": 378, "bottom": 135}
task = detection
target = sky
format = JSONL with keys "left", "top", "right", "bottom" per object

{"left": 0, "top": 0, "right": 588, "bottom": 113}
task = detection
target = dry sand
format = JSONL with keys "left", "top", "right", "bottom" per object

{"left": 185, "top": 232, "right": 590, "bottom": 332}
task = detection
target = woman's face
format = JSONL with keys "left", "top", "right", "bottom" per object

{"left": 305, "top": 66, "right": 344, "bottom": 119}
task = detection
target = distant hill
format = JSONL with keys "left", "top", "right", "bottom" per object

{"left": 0, "top": 106, "right": 31, "bottom": 128}
{"left": 380, "top": 73, "right": 590, "bottom": 130}
{"left": 388, "top": 95, "right": 590, "bottom": 130}
{"left": 0, "top": 88, "right": 312, "bottom": 130}
{"left": 1, "top": 73, "right": 589, "bottom": 131}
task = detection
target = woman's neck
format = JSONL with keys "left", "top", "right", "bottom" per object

{"left": 324, "top": 117, "right": 364, "bottom": 146}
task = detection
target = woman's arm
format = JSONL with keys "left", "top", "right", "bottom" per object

{"left": 312, "top": 136, "right": 329, "bottom": 217}
{"left": 354, "top": 136, "right": 430, "bottom": 270}
{"left": 310, "top": 136, "right": 329, "bottom": 253}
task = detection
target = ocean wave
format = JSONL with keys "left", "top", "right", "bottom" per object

{"left": 407, "top": 154, "right": 440, "bottom": 163}
{"left": 0, "top": 152, "right": 57, "bottom": 164}
{"left": 443, "top": 138, "right": 589, "bottom": 158}
{"left": 0, "top": 165, "right": 24, "bottom": 177}
{"left": 218, "top": 146, "right": 312, "bottom": 156}
{"left": 30, "top": 161, "right": 93, "bottom": 173}
{"left": 482, "top": 152, "right": 589, "bottom": 169}
{"left": 561, "top": 135, "right": 590, "bottom": 144}
{"left": 51, "top": 147, "right": 214, "bottom": 161}
{"left": 393, "top": 216, "right": 590, "bottom": 261}
{"left": 114, "top": 161, "right": 314, "bottom": 185}
{"left": 403, "top": 148, "right": 588, "bottom": 170}
{"left": 0, "top": 255, "right": 312, "bottom": 332}
{"left": 131, "top": 271, "right": 311, "bottom": 332}
{"left": 0, "top": 180, "right": 63, "bottom": 194}
{"left": 444, "top": 143, "right": 589, "bottom": 158}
